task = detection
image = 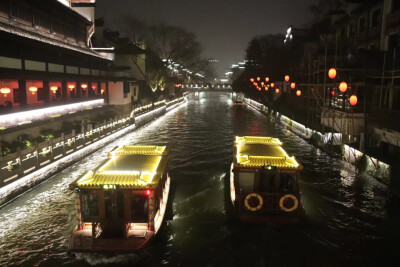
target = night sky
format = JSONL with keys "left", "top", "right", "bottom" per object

{"left": 96, "top": 0, "right": 317, "bottom": 78}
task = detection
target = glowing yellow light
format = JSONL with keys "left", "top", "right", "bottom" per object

{"left": 50, "top": 86, "right": 58, "bottom": 94}
{"left": 0, "top": 87, "right": 11, "bottom": 97}
{"left": 29, "top": 86, "right": 38, "bottom": 95}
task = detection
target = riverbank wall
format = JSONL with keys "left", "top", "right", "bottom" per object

{"left": 242, "top": 97, "right": 391, "bottom": 184}
{"left": 0, "top": 97, "right": 187, "bottom": 206}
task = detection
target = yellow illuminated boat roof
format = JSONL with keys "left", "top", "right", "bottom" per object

{"left": 70, "top": 146, "right": 169, "bottom": 190}
{"left": 234, "top": 136, "right": 302, "bottom": 170}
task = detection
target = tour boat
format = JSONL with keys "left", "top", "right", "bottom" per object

{"left": 68, "top": 145, "right": 171, "bottom": 253}
{"left": 229, "top": 136, "right": 303, "bottom": 224}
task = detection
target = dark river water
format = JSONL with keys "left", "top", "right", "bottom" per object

{"left": 1, "top": 92, "right": 399, "bottom": 267}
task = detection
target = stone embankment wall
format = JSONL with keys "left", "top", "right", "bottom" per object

{"left": 0, "top": 97, "right": 187, "bottom": 206}
{"left": 242, "top": 96, "right": 391, "bottom": 184}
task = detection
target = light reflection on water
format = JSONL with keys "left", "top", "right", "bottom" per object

{"left": 0, "top": 93, "right": 398, "bottom": 266}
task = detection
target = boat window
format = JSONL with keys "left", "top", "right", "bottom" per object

{"left": 81, "top": 194, "right": 99, "bottom": 217}
{"left": 280, "top": 173, "right": 296, "bottom": 193}
{"left": 238, "top": 172, "right": 255, "bottom": 192}
{"left": 104, "top": 191, "right": 113, "bottom": 218}
{"left": 260, "top": 171, "right": 277, "bottom": 192}
{"left": 117, "top": 191, "right": 124, "bottom": 218}
{"left": 131, "top": 195, "right": 149, "bottom": 223}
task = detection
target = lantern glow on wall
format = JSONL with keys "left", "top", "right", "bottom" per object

{"left": 328, "top": 68, "right": 337, "bottom": 79}
{"left": 29, "top": 86, "right": 38, "bottom": 95}
{"left": 50, "top": 86, "right": 58, "bottom": 94}
{"left": 0, "top": 87, "right": 11, "bottom": 97}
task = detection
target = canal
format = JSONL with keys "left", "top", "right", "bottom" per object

{"left": 0, "top": 92, "right": 399, "bottom": 266}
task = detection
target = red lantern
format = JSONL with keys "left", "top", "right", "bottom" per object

{"left": 265, "top": 77, "right": 270, "bottom": 82}
{"left": 275, "top": 88, "right": 280, "bottom": 94}
{"left": 290, "top": 83, "right": 296, "bottom": 89}
{"left": 258, "top": 87, "right": 261, "bottom": 91}
{"left": 296, "top": 90, "right": 301, "bottom": 96}
{"left": 257, "top": 77, "right": 260, "bottom": 81}
{"left": 339, "top": 82, "right": 347, "bottom": 93}
{"left": 250, "top": 78, "right": 255, "bottom": 83}
{"left": 270, "top": 83, "right": 275, "bottom": 88}
{"left": 328, "top": 68, "right": 337, "bottom": 79}
{"left": 265, "top": 87, "right": 268, "bottom": 91}
{"left": 349, "top": 95, "right": 358, "bottom": 106}
{"left": 331, "top": 90, "right": 335, "bottom": 96}
{"left": 285, "top": 75, "right": 290, "bottom": 82}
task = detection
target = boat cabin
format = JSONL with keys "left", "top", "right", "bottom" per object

{"left": 69, "top": 145, "right": 170, "bottom": 252}
{"left": 230, "top": 136, "right": 303, "bottom": 224}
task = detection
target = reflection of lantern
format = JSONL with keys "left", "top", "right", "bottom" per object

{"left": 349, "top": 95, "right": 358, "bottom": 106}
{"left": 296, "top": 90, "right": 301, "bottom": 96}
{"left": 50, "top": 86, "right": 58, "bottom": 94}
{"left": 285, "top": 75, "right": 290, "bottom": 82}
{"left": 81, "top": 84, "right": 88, "bottom": 90}
{"left": 68, "top": 85, "right": 75, "bottom": 91}
{"left": 291, "top": 82, "right": 296, "bottom": 89}
{"left": 250, "top": 78, "right": 255, "bottom": 83}
{"left": 275, "top": 88, "right": 280, "bottom": 94}
{"left": 257, "top": 77, "right": 260, "bottom": 81}
{"left": 0, "top": 87, "right": 11, "bottom": 97}
{"left": 29, "top": 86, "right": 38, "bottom": 95}
{"left": 339, "top": 81, "right": 347, "bottom": 93}
{"left": 265, "top": 77, "right": 270, "bottom": 82}
{"left": 270, "top": 83, "right": 275, "bottom": 88}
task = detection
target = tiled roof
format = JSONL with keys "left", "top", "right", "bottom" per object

{"left": 71, "top": 145, "right": 169, "bottom": 190}
{"left": 234, "top": 136, "right": 302, "bottom": 170}
{"left": 0, "top": 20, "right": 110, "bottom": 61}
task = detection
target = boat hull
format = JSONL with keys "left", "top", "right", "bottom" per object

{"left": 68, "top": 230, "right": 155, "bottom": 253}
